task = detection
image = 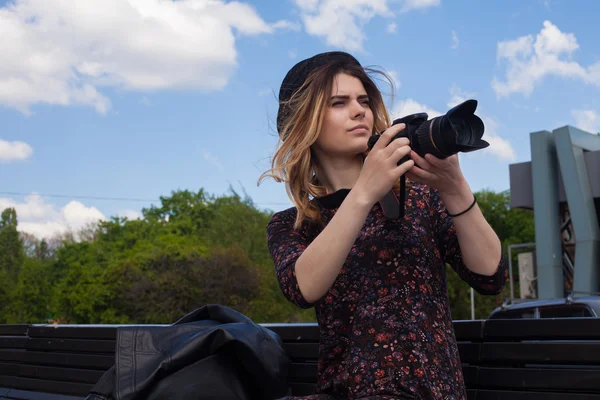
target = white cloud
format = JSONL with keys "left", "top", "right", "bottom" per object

{"left": 118, "top": 209, "right": 143, "bottom": 220}
{"left": 272, "top": 20, "right": 302, "bottom": 31}
{"left": 0, "top": 0, "right": 286, "bottom": 115}
{"left": 391, "top": 98, "right": 442, "bottom": 120}
{"left": 387, "top": 22, "right": 397, "bottom": 33}
{"left": 447, "top": 85, "right": 474, "bottom": 108}
{"left": 295, "top": 0, "right": 391, "bottom": 52}
{"left": 388, "top": 70, "right": 401, "bottom": 91}
{"left": 390, "top": 88, "right": 516, "bottom": 161}
{"left": 451, "top": 30, "right": 459, "bottom": 49}
{"left": 476, "top": 116, "right": 517, "bottom": 162}
{"left": 202, "top": 149, "right": 225, "bottom": 173}
{"left": 0, "top": 138, "right": 33, "bottom": 162}
{"left": 295, "top": 0, "right": 440, "bottom": 52}
{"left": 0, "top": 194, "right": 105, "bottom": 239}
{"left": 446, "top": 86, "right": 516, "bottom": 161}
{"left": 492, "top": 20, "right": 600, "bottom": 98}
{"left": 400, "top": 0, "right": 441, "bottom": 12}
{"left": 572, "top": 109, "right": 599, "bottom": 133}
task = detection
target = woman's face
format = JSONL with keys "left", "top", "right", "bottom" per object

{"left": 313, "top": 72, "right": 374, "bottom": 159}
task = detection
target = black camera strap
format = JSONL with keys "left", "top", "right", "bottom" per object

{"left": 378, "top": 175, "right": 405, "bottom": 219}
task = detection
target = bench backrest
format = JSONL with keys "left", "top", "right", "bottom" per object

{"left": 1, "top": 319, "right": 600, "bottom": 399}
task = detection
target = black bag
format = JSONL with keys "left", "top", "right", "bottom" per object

{"left": 85, "top": 304, "right": 291, "bottom": 400}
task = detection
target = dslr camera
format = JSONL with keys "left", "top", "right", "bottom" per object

{"left": 367, "top": 99, "right": 489, "bottom": 162}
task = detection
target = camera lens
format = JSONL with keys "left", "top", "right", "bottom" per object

{"left": 454, "top": 119, "right": 473, "bottom": 146}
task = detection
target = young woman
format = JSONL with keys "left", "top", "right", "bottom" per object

{"left": 259, "top": 51, "right": 508, "bottom": 399}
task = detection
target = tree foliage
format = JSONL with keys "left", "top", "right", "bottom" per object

{"left": 446, "top": 189, "right": 535, "bottom": 320}
{"left": 0, "top": 187, "right": 534, "bottom": 324}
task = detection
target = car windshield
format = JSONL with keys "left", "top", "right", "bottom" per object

{"left": 489, "top": 308, "right": 536, "bottom": 319}
{"left": 539, "top": 305, "right": 594, "bottom": 318}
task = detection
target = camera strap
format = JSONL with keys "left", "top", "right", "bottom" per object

{"left": 378, "top": 175, "right": 406, "bottom": 219}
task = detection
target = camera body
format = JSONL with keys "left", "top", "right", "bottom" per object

{"left": 367, "top": 99, "right": 489, "bottom": 164}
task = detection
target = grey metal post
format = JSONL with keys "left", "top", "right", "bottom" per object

{"left": 507, "top": 243, "right": 536, "bottom": 301}
{"left": 530, "top": 130, "right": 564, "bottom": 299}
{"left": 553, "top": 126, "right": 600, "bottom": 294}
{"left": 470, "top": 288, "right": 474, "bottom": 320}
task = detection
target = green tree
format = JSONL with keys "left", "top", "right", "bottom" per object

{"left": 446, "top": 189, "right": 535, "bottom": 320}
{"left": 6, "top": 257, "right": 54, "bottom": 323}
{"left": 0, "top": 208, "right": 23, "bottom": 278}
{"left": 0, "top": 208, "right": 25, "bottom": 323}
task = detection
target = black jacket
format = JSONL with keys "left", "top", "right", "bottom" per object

{"left": 85, "top": 304, "right": 291, "bottom": 400}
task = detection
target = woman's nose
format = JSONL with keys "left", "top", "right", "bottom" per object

{"left": 351, "top": 100, "right": 366, "bottom": 119}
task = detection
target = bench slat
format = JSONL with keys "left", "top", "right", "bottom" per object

{"left": 483, "top": 319, "right": 600, "bottom": 340}
{"left": 0, "top": 377, "right": 91, "bottom": 397}
{"left": 288, "top": 362, "right": 317, "bottom": 381}
{"left": 0, "top": 326, "right": 29, "bottom": 337}
{"left": 11, "top": 364, "right": 104, "bottom": 384}
{"left": 0, "top": 338, "right": 27, "bottom": 350}
{"left": 287, "top": 382, "right": 316, "bottom": 396}
{"left": 458, "top": 343, "right": 480, "bottom": 363}
{"left": 0, "top": 350, "right": 113, "bottom": 370}
{"left": 264, "top": 324, "right": 320, "bottom": 342}
{"left": 26, "top": 339, "right": 115, "bottom": 354}
{"left": 0, "top": 350, "right": 24, "bottom": 363}
{"left": 454, "top": 321, "right": 484, "bottom": 340}
{"left": 0, "top": 388, "right": 84, "bottom": 400}
{"left": 28, "top": 326, "right": 118, "bottom": 341}
{"left": 478, "top": 367, "right": 600, "bottom": 391}
{"left": 462, "top": 366, "right": 478, "bottom": 387}
{"left": 283, "top": 343, "right": 318, "bottom": 360}
{"left": 481, "top": 342, "right": 600, "bottom": 364}
{"left": 477, "top": 389, "right": 600, "bottom": 400}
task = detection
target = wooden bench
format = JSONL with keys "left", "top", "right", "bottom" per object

{"left": 475, "top": 318, "right": 600, "bottom": 400}
{"left": 1, "top": 319, "right": 600, "bottom": 399}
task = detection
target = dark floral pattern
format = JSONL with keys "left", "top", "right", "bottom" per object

{"left": 267, "top": 183, "right": 508, "bottom": 400}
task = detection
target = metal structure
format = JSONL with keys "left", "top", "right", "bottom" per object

{"left": 509, "top": 126, "right": 600, "bottom": 299}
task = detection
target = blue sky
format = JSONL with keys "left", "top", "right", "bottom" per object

{"left": 1, "top": 0, "right": 599, "bottom": 239}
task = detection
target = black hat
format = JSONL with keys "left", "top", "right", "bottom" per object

{"left": 276, "top": 51, "right": 362, "bottom": 135}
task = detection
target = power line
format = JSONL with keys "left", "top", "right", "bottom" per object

{"left": 0, "top": 191, "right": 158, "bottom": 202}
{"left": 0, "top": 191, "right": 291, "bottom": 206}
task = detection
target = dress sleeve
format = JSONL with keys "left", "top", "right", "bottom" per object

{"left": 429, "top": 187, "right": 508, "bottom": 295}
{"left": 266, "top": 209, "right": 315, "bottom": 309}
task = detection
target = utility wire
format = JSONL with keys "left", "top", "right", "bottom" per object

{"left": 0, "top": 191, "right": 291, "bottom": 206}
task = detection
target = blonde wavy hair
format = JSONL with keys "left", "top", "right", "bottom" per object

{"left": 258, "top": 61, "right": 396, "bottom": 230}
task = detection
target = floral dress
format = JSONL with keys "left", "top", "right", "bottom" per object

{"left": 266, "top": 182, "right": 508, "bottom": 400}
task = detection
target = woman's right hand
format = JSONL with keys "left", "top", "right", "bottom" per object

{"left": 353, "top": 123, "right": 415, "bottom": 207}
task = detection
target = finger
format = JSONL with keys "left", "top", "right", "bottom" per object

{"left": 393, "top": 158, "right": 415, "bottom": 177}
{"left": 383, "top": 136, "right": 410, "bottom": 157}
{"left": 372, "top": 123, "right": 406, "bottom": 151}
{"left": 424, "top": 153, "right": 446, "bottom": 168}
{"left": 410, "top": 150, "right": 433, "bottom": 171}
{"left": 408, "top": 163, "right": 437, "bottom": 181}
{"left": 389, "top": 144, "right": 411, "bottom": 165}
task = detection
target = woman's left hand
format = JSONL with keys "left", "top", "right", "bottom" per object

{"left": 405, "top": 151, "right": 468, "bottom": 196}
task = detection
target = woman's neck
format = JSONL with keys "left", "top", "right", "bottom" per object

{"left": 315, "top": 155, "right": 364, "bottom": 194}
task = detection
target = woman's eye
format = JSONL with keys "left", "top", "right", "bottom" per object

{"left": 332, "top": 101, "right": 344, "bottom": 106}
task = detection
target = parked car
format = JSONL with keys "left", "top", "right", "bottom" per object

{"left": 487, "top": 295, "right": 600, "bottom": 319}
